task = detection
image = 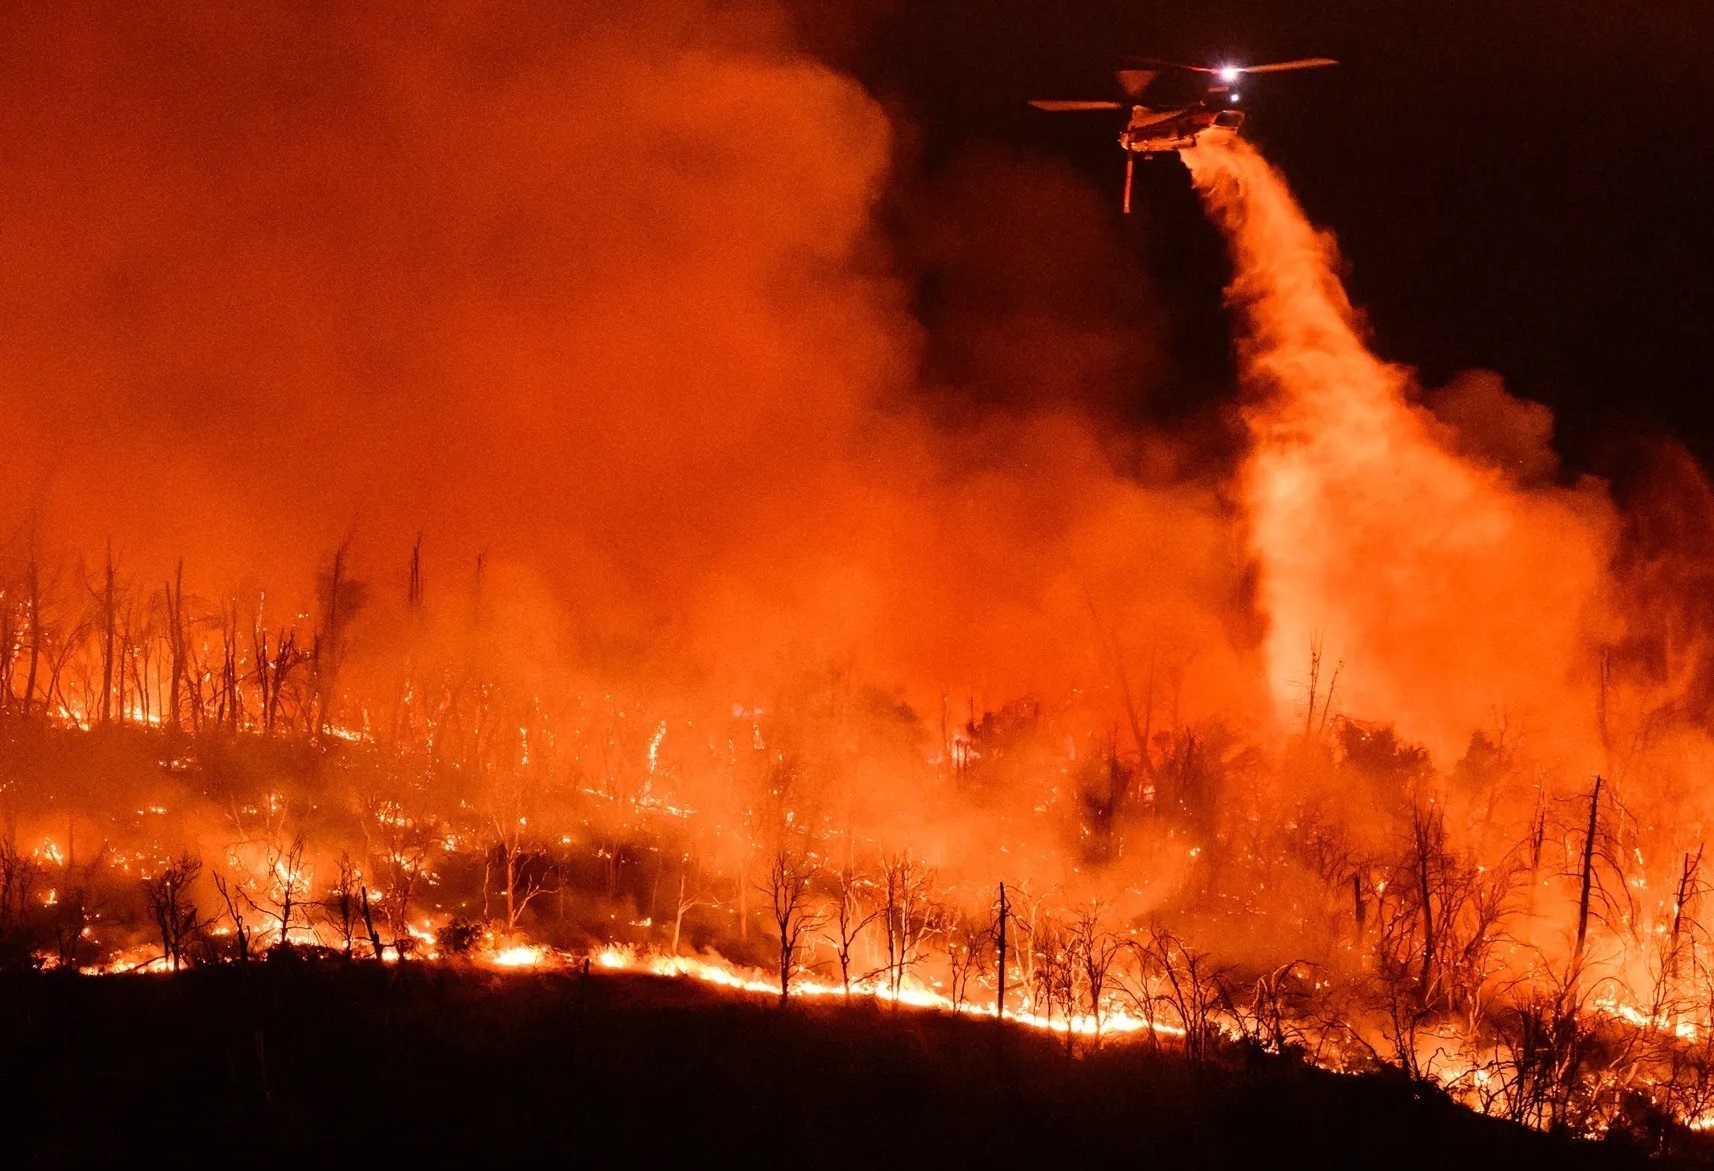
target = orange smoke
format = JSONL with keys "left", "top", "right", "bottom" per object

{"left": 0, "top": 0, "right": 1696, "bottom": 806}
{"left": 0, "top": 0, "right": 1268, "bottom": 748}
{"left": 1185, "top": 141, "right": 1615, "bottom": 763}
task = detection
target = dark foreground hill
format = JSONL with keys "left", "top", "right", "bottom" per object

{"left": 0, "top": 961, "right": 1699, "bottom": 1169}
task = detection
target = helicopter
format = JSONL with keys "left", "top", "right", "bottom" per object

{"left": 1029, "top": 57, "right": 1336, "bottom": 212}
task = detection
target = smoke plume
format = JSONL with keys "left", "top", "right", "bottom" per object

{"left": 1184, "top": 141, "right": 1616, "bottom": 764}
{"left": 0, "top": 0, "right": 1250, "bottom": 732}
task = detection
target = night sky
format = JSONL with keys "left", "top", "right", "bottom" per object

{"left": 807, "top": 0, "right": 1714, "bottom": 474}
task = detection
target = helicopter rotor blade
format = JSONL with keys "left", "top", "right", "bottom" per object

{"left": 1236, "top": 57, "right": 1339, "bottom": 73}
{"left": 1028, "top": 99, "right": 1126, "bottom": 112}
{"left": 1120, "top": 55, "right": 1338, "bottom": 75}
{"left": 1123, "top": 57, "right": 1217, "bottom": 73}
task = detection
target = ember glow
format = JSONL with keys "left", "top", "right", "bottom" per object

{"left": 3, "top": 0, "right": 1714, "bottom": 1153}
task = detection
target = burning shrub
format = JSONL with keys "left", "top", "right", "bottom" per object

{"left": 439, "top": 917, "right": 482, "bottom": 957}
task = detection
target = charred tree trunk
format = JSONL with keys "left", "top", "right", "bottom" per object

{"left": 0, "top": 578, "right": 16, "bottom": 717}
{"left": 1416, "top": 812, "right": 1435, "bottom": 1002}
{"left": 1530, "top": 790, "right": 1547, "bottom": 878}
{"left": 1574, "top": 776, "right": 1603, "bottom": 968}
{"left": 360, "top": 885, "right": 385, "bottom": 961}
{"left": 672, "top": 868, "right": 688, "bottom": 956}
{"left": 99, "top": 541, "right": 115, "bottom": 727}
{"left": 390, "top": 534, "right": 425, "bottom": 747}
{"left": 1406, "top": 803, "right": 1444, "bottom": 1009}
{"left": 314, "top": 547, "right": 344, "bottom": 739}
{"left": 408, "top": 536, "right": 424, "bottom": 611}
{"left": 223, "top": 604, "right": 241, "bottom": 731}
{"left": 312, "top": 541, "right": 364, "bottom": 740}
{"left": 503, "top": 836, "right": 518, "bottom": 932}
{"left": 737, "top": 852, "right": 749, "bottom": 942}
{"left": 164, "top": 559, "right": 186, "bottom": 740}
{"left": 22, "top": 555, "right": 40, "bottom": 720}
{"left": 1670, "top": 846, "right": 1702, "bottom": 980}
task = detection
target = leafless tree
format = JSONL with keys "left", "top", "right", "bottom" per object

{"left": 825, "top": 859, "right": 875, "bottom": 997}
{"left": 994, "top": 882, "right": 1016, "bottom": 1020}
{"left": 252, "top": 617, "right": 306, "bottom": 738}
{"left": 20, "top": 551, "right": 41, "bottom": 720}
{"left": 212, "top": 870, "right": 254, "bottom": 963}
{"left": 1227, "top": 961, "right": 1316, "bottom": 1057}
{"left": 670, "top": 852, "right": 712, "bottom": 957}
{"left": 0, "top": 567, "right": 19, "bottom": 717}
{"left": 325, "top": 853, "right": 363, "bottom": 958}
{"left": 762, "top": 845, "right": 820, "bottom": 1005}
{"left": 41, "top": 602, "right": 93, "bottom": 724}
{"left": 485, "top": 768, "right": 557, "bottom": 936}
{"left": 1300, "top": 635, "right": 1342, "bottom": 739}
{"left": 1563, "top": 776, "right": 1638, "bottom": 993}
{"left": 50, "top": 880, "right": 96, "bottom": 970}
{"left": 879, "top": 851, "right": 938, "bottom": 1002}
{"left": 144, "top": 854, "right": 203, "bottom": 971}
{"left": 389, "top": 533, "right": 427, "bottom": 747}
{"left": 0, "top": 834, "right": 43, "bottom": 958}
{"left": 1030, "top": 914, "right": 1079, "bottom": 1055}
{"left": 945, "top": 908, "right": 992, "bottom": 1012}
{"left": 360, "top": 883, "right": 386, "bottom": 961}
{"left": 362, "top": 793, "right": 435, "bottom": 959}
{"left": 239, "top": 833, "right": 311, "bottom": 949}
{"left": 1114, "top": 941, "right": 1165, "bottom": 1052}
{"left": 120, "top": 590, "right": 156, "bottom": 728}
{"left": 158, "top": 559, "right": 189, "bottom": 739}
{"left": 1360, "top": 787, "right": 1526, "bottom": 1060}
{"left": 1144, "top": 928, "right": 1228, "bottom": 1069}
{"left": 311, "top": 540, "right": 368, "bottom": 740}
{"left": 1069, "top": 905, "right": 1122, "bottom": 1047}
{"left": 0, "top": 834, "right": 40, "bottom": 921}
{"left": 1479, "top": 962, "right": 1609, "bottom": 1132}
{"left": 87, "top": 540, "right": 119, "bottom": 727}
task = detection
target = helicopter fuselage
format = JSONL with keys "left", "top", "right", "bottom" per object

{"left": 1120, "top": 104, "right": 1245, "bottom": 156}
{"left": 1028, "top": 55, "right": 1332, "bottom": 212}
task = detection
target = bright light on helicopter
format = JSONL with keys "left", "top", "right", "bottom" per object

{"left": 1230, "top": 93, "right": 1241, "bottom": 102}
{"left": 1218, "top": 66, "right": 1241, "bottom": 82}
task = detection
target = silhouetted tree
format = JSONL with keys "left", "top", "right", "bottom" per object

{"left": 144, "top": 854, "right": 203, "bottom": 971}
{"left": 763, "top": 845, "right": 819, "bottom": 1005}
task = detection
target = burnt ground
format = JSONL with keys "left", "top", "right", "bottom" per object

{"left": 0, "top": 960, "right": 1703, "bottom": 1170}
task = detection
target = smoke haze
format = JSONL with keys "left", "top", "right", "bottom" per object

{"left": 4, "top": 0, "right": 1713, "bottom": 840}
{"left": 0, "top": 0, "right": 1260, "bottom": 730}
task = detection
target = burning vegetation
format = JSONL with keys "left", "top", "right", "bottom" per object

{"left": 4, "top": 1, "right": 1714, "bottom": 1161}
